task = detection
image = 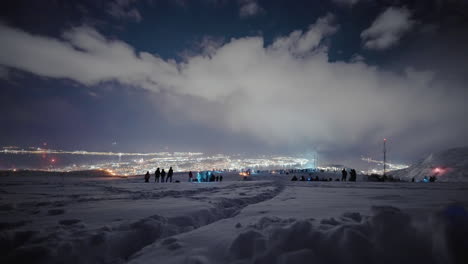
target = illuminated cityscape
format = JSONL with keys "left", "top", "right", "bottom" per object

{"left": 361, "top": 156, "right": 409, "bottom": 175}
{"left": 1, "top": 146, "right": 310, "bottom": 176}
{"left": 1, "top": 146, "right": 410, "bottom": 176}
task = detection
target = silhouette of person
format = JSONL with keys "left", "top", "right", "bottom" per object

{"left": 166, "top": 167, "right": 173, "bottom": 182}
{"left": 155, "top": 168, "right": 161, "bottom": 183}
{"left": 291, "top": 175, "right": 298, "bottom": 181}
{"left": 202, "top": 171, "right": 208, "bottom": 182}
{"left": 161, "top": 169, "right": 166, "bottom": 182}
{"left": 219, "top": 175, "right": 223, "bottom": 182}
{"left": 189, "top": 171, "right": 193, "bottom": 182}
{"left": 144, "top": 171, "right": 150, "bottom": 182}
{"left": 349, "top": 169, "right": 357, "bottom": 182}
{"left": 216, "top": 176, "right": 219, "bottom": 182}
{"left": 341, "top": 168, "right": 348, "bottom": 181}
{"left": 210, "top": 173, "right": 215, "bottom": 182}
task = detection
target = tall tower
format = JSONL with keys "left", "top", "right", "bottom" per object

{"left": 315, "top": 153, "right": 318, "bottom": 169}
{"left": 383, "top": 138, "right": 387, "bottom": 177}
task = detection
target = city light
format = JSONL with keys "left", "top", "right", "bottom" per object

{"left": 1, "top": 147, "right": 203, "bottom": 157}
{"left": 1, "top": 146, "right": 311, "bottom": 175}
{"left": 361, "top": 156, "right": 409, "bottom": 174}
{"left": 2, "top": 146, "right": 406, "bottom": 176}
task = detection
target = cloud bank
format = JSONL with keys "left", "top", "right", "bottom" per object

{"left": 0, "top": 15, "right": 466, "bottom": 155}
{"left": 361, "top": 7, "right": 415, "bottom": 50}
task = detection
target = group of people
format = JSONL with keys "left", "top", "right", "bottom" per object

{"left": 416, "top": 176, "right": 437, "bottom": 183}
{"left": 144, "top": 169, "right": 224, "bottom": 183}
{"left": 290, "top": 168, "right": 358, "bottom": 182}
{"left": 144, "top": 167, "right": 174, "bottom": 183}
{"left": 291, "top": 175, "right": 337, "bottom": 182}
{"left": 192, "top": 171, "right": 223, "bottom": 182}
{"left": 341, "top": 168, "right": 357, "bottom": 182}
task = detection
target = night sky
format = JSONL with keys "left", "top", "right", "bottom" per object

{"left": 1, "top": 0, "right": 468, "bottom": 166}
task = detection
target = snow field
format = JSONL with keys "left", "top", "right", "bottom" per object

{"left": 129, "top": 180, "right": 468, "bottom": 264}
{"left": 0, "top": 174, "right": 281, "bottom": 263}
{"left": 2, "top": 172, "right": 468, "bottom": 264}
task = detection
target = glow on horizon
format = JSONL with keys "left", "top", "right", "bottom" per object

{"left": 1, "top": 145, "right": 312, "bottom": 175}
{"left": 361, "top": 156, "right": 409, "bottom": 173}
{"left": 1, "top": 146, "right": 204, "bottom": 157}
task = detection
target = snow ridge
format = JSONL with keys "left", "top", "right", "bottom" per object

{"left": 391, "top": 147, "right": 468, "bottom": 182}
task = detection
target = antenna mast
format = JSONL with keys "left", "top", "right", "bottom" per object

{"left": 383, "top": 138, "right": 387, "bottom": 177}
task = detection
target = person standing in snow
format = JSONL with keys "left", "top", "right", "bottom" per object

{"left": 166, "top": 167, "right": 173, "bottom": 182}
{"left": 161, "top": 169, "right": 166, "bottom": 182}
{"left": 155, "top": 168, "right": 161, "bottom": 183}
{"left": 341, "top": 168, "right": 348, "bottom": 181}
{"left": 144, "top": 171, "right": 150, "bottom": 182}
{"left": 349, "top": 169, "right": 357, "bottom": 182}
{"left": 188, "top": 171, "right": 193, "bottom": 182}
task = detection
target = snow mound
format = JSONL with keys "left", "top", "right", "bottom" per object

{"left": 228, "top": 204, "right": 468, "bottom": 264}
{"left": 391, "top": 147, "right": 468, "bottom": 182}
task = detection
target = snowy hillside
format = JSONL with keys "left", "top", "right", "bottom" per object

{"left": 1, "top": 171, "right": 468, "bottom": 263}
{"left": 391, "top": 147, "right": 468, "bottom": 182}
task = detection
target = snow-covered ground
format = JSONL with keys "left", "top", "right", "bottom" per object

{"left": 1, "top": 171, "right": 468, "bottom": 264}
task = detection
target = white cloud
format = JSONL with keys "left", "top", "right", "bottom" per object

{"left": 108, "top": 0, "right": 142, "bottom": 22}
{"left": 0, "top": 15, "right": 465, "bottom": 152}
{"left": 239, "top": 0, "right": 264, "bottom": 18}
{"left": 0, "top": 24, "right": 175, "bottom": 90}
{"left": 271, "top": 14, "right": 337, "bottom": 56}
{"left": 361, "top": 7, "right": 415, "bottom": 50}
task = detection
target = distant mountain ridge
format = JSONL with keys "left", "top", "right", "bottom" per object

{"left": 391, "top": 147, "right": 468, "bottom": 182}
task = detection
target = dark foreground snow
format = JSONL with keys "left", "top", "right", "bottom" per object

{"left": 1, "top": 172, "right": 468, "bottom": 264}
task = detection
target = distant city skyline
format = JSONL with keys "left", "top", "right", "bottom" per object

{"left": 0, "top": 145, "right": 408, "bottom": 175}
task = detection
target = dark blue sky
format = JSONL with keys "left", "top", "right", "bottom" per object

{"left": 1, "top": 0, "right": 468, "bottom": 166}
